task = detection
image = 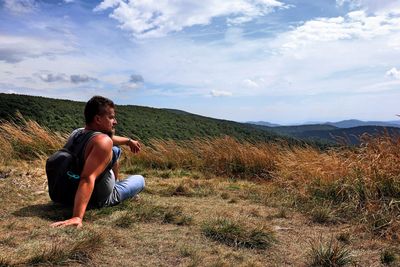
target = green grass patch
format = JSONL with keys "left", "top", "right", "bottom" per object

{"left": 113, "top": 200, "right": 192, "bottom": 226}
{"left": 310, "top": 206, "right": 336, "bottom": 224}
{"left": 201, "top": 217, "right": 275, "bottom": 249}
{"left": 88, "top": 199, "right": 192, "bottom": 226}
{"left": 162, "top": 206, "right": 193, "bottom": 226}
{"left": 115, "top": 213, "right": 136, "bottom": 228}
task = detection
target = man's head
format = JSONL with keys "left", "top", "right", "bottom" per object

{"left": 84, "top": 96, "right": 117, "bottom": 136}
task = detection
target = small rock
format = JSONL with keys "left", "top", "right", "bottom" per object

{"left": 273, "top": 226, "right": 293, "bottom": 231}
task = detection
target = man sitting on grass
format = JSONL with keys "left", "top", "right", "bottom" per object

{"left": 51, "top": 96, "right": 145, "bottom": 227}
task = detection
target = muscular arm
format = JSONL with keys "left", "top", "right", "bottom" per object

{"left": 112, "top": 135, "right": 141, "bottom": 153}
{"left": 51, "top": 134, "right": 113, "bottom": 228}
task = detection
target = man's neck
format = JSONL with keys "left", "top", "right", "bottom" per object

{"left": 84, "top": 125, "right": 113, "bottom": 138}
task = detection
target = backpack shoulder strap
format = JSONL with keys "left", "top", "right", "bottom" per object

{"left": 66, "top": 130, "right": 101, "bottom": 171}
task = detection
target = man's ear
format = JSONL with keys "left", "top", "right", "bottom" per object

{"left": 94, "top": 114, "right": 101, "bottom": 124}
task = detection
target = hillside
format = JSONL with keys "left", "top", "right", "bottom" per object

{"left": 272, "top": 124, "right": 338, "bottom": 135}
{"left": 0, "top": 93, "right": 288, "bottom": 144}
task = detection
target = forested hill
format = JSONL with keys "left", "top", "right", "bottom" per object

{"left": 0, "top": 93, "right": 290, "bottom": 144}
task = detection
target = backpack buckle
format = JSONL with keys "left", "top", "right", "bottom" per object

{"left": 67, "top": 171, "right": 80, "bottom": 180}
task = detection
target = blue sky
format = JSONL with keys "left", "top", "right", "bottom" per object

{"left": 1, "top": 0, "right": 400, "bottom": 124}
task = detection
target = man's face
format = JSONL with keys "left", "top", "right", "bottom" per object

{"left": 96, "top": 106, "right": 117, "bottom": 137}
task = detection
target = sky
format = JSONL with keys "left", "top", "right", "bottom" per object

{"left": 1, "top": 0, "right": 400, "bottom": 124}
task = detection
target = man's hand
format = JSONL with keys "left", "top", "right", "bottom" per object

{"left": 128, "top": 139, "right": 141, "bottom": 153}
{"left": 50, "top": 217, "right": 83, "bottom": 228}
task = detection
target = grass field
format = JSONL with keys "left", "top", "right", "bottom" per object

{"left": 0, "top": 118, "right": 399, "bottom": 266}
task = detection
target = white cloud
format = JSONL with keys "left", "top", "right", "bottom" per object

{"left": 3, "top": 0, "right": 37, "bottom": 14}
{"left": 0, "top": 35, "right": 75, "bottom": 63}
{"left": 242, "top": 79, "right": 259, "bottom": 88}
{"left": 386, "top": 67, "right": 400, "bottom": 80}
{"left": 94, "top": 0, "right": 289, "bottom": 38}
{"left": 119, "top": 83, "right": 141, "bottom": 91}
{"left": 282, "top": 10, "right": 400, "bottom": 50}
{"left": 210, "top": 90, "right": 233, "bottom": 97}
{"left": 336, "top": 0, "right": 400, "bottom": 14}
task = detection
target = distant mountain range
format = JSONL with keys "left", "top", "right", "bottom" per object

{"left": 247, "top": 120, "right": 400, "bottom": 145}
{"left": 326, "top": 119, "right": 400, "bottom": 128}
{"left": 247, "top": 119, "right": 400, "bottom": 129}
{"left": 245, "top": 121, "right": 281, "bottom": 127}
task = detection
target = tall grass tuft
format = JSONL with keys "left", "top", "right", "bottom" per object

{"left": 26, "top": 231, "right": 104, "bottom": 265}
{"left": 307, "top": 237, "right": 353, "bottom": 267}
{"left": 0, "top": 114, "right": 65, "bottom": 161}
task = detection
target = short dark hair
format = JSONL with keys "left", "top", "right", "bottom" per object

{"left": 84, "top": 96, "right": 115, "bottom": 124}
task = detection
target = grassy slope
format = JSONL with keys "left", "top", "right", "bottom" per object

{"left": 0, "top": 93, "right": 289, "bottom": 144}
{"left": 1, "top": 119, "right": 399, "bottom": 266}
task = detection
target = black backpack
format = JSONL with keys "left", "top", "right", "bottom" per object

{"left": 46, "top": 130, "right": 98, "bottom": 205}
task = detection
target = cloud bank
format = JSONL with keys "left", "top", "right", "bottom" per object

{"left": 282, "top": 10, "right": 400, "bottom": 50}
{"left": 94, "top": 0, "right": 289, "bottom": 38}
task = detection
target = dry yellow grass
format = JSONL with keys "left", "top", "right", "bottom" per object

{"left": 0, "top": 117, "right": 399, "bottom": 266}
{"left": 0, "top": 115, "right": 65, "bottom": 161}
{"left": 125, "top": 136, "right": 278, "bottom": 179}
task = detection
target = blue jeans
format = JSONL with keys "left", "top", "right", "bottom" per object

{"left": 92, "top": 146, "right": 145, "bottom": 207}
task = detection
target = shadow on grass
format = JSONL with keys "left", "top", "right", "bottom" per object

{"left": 13, "top": 202, "right": 71, "bottom": 221}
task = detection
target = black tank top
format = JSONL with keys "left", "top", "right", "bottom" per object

{"left": 66, "top": 128, "right": 113, "bottom": 174}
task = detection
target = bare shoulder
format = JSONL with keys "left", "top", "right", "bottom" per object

{"left": 86, "top": 134, "right": 113, "bottom": 154}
